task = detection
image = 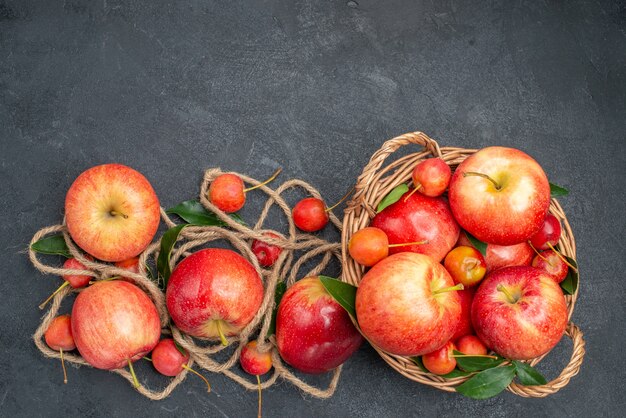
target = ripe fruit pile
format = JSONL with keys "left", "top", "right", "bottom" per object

{"left": 29, "top": 164, "right": 362, "bottom": 410}
{"left": 343, "top": 136, "right": 583, "bottom": 399}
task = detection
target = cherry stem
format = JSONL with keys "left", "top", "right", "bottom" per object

{"left": 39, "top": 281, "right": 70, "bottom": 310}
{"left": 528, "top": 241, "right": 552, "bottom": 266}
{"left": 403, "top": 184, "right": 422, "bottom": 202}
{"left": 388, "top": 239, "right": 429, "bottom": 248}
{"left": 142, "top": 356, "right": 152, "bottom": 362}
{"left": 497, "top": 284, "right": 518, "bottom": 304}
{"left": 433, "top": 283, "right": 464, "bottom": 295}
{"left": 216, "top": 321, "right": 229, "bottom": 346}
{"left": 60, "top": 348, "right": 68, "bottom": 384}
{"left": 182, "top": 364, "right": 211, "bottom": 393}
{"left": 325, "top": 186, "right": 356, "bottom": 212}
{"left": 463, "top": 171, "right": 501, "bottom": 190}
{"left": 451, "top": 354, "right": 498, "bottom": 359}
{"left": 256, "top": 374, "right": 262, "bottom": 418}
{"left": 244, "top": 168, "right": 282, "bottom": 192}
{"left": 127, "top": 359, "right": 140, "bottom": 389}
{"left": 109, "top": 210, "right": 128, "bottom": 219}
{"left": 546, "top": 242, "right": 578, "bottom": 272}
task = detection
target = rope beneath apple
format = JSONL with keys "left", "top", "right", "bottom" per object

{"left": 29, "top": 169, "right": 345, "bottom": 400}
{"left": 341, "top": 131, "right": 586, "bottom": 397}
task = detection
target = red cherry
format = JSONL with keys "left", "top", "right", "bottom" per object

{"left": 292, "top": 197, "right": 329, "bottom": 232}
{"left": 209, "top": 174, "right": 246, "bottom": 213}
{"left": 240, "top": 341, "right": 272, "bottom": 376}
{"left": 532, "top": 250, "right": 569, "bottom": 283}
{"left": 151, "top": 339, "right": 211, "bottom": 392}
{"left": 411, "top": 158, "right": 452, "bottom": 197}
{"left": 44, "top": 315, "right": 75, "bottom": 384}
{"left": 348, "top": 227, "right": 389, "bottom": 266}
{"left": 422, "top": 341, "right": 457, "bottom": 375}
{"left": 456, "top": 335, "right": 488, "bottom": 356}
{"left": 251, "top": 232, "right": 283, "bottom": 267}
{"left": 529, "top": 214, "right": 562, "bottom": 250}
{"left": 62, "top": 257, "right": 92, "bottom": 288}
{"left": 114, "top": 256, "right": 141, "bottom": 282}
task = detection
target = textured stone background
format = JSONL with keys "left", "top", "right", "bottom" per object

{"left": 1, "top": 0, "right": 624, "bottom": 416}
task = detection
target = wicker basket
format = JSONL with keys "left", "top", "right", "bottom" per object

{"left": 341, "top": 132, "right": 585, "bottom": 397}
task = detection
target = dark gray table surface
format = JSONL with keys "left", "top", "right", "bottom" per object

{"left": 1, "top": 0, "right": 624, "bottom": 417}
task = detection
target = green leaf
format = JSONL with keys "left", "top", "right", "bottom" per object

{"left": 456, "top": 365, "right": 516, "bottom": 399}
{"left": 173, "top": 340, "right": 188, "bottom": 357}
{"left": 376, "top": 184, "right": 409, "bottom": 213}
{"left": 560, "top": 255, "right": 579, "bottom": 295}
{"left": 157, "top": 224, "right": 187, "bottom": 289}
{"left": 513, "top": 361, "right": 547, "bottom": 386}
{"left": 30, "top": 234, "right": 71, "bottom": 258}
{"left": 319, "top": 275, "right": 358, "bottom": 319}
{"left": 410, "top": 356, "right": 427, "bottom": 372}
{"left": 453, "top": 351, "right": 504, "bottom": 372}
{"left": 442, "top": 368, "right": 473, "bottom": 378}
{"left": 166, "top": 199, "right": 245, "bottom": 226}
{"left": 267, "top": 281, "right": 287, "bottom": 337}
{"left": 550, "top": 182, "right": 569, "bottom": 198}
{"left": 465, "top": 232, "right": 488, "bottom": 257}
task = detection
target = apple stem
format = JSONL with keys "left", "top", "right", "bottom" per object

{"left": 216, "top": 321, "right": 229, "bottom": 346}
{"left": 451, "top": 354, "right": 498, "bottom": 359}
{"left": 463, "top": 171, "right": 501, "bottom": 190}
{"left": 256, "top": 374, "right": 262, "bottom": 418}
{"left": 546, "top": 243, "right": 578, "bottom": 272}
{"left": 182, "top": 364, "right": 211, "bottom": 393}
{"left": 403, "top": 184, "right": 422, "bottom": 202}
{"left": 388, "top": 239, "right": 429, "bottom": 248}
{"left": 244, "top": 168, "right": 282, "bottom": 192}
{"left": 127, "top": 359, "right": 140, "bottom": 389}
{"left": 39, "top": 281, "right": 70, "bottom": 310}
{"left": 433, "top": 283, "right": 464, "bottom": 295}
{"left": 325, "top": 186, "right": 355, "bottom": 212}
{"left": 497, "top": 284, "right": 518, "bottom": 303}
{"left": 109, "top": 210, "right": 128, "bottom": 219}
{"left": 60, "top": 348, "right": 68, "bottom": 384}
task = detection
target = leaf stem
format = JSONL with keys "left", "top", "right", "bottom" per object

{"left": 182, "top": 364, "right": 211, "bottom": 393}
{"left": 244, "top": 168, "right": 282, "bottom": 192}
{"left": 433, "top": 283, "right": 464, "bottom": 295}
{"left": 39, "top": 281, "right": 70, "bottom": 310}
{"left": 127, "top": 359, "right": 140, "bottom": 388}
{"left": 463, "top": 172, "right": 501, "bottom": 190}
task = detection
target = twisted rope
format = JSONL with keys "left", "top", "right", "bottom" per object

{"left": 30, "top": 169, "right": 347, "bottom": 400}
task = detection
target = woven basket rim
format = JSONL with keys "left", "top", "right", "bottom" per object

{"left": 340, "top": 131, "right": 584, "bottom": 398}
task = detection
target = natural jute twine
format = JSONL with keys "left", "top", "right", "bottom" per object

{"left": 30, "top": 168, "right": 347, "bottom": 400}
{"left": 342, "top": 132, "right": 585, "bottom": 397}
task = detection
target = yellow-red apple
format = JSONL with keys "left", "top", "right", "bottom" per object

{"left": 65, "top": 164, "right": 160, "bottom": 262}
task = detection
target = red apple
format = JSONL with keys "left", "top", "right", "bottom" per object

{"left": 485, "top": 242, "right": 534, "bottom": 272}
{"left": 449, "top": 147, "right": 550, "bottom": 245}
{"left": 65, "top": 164, "right": 160, "bottom": 262}
{"left": 276, "top": 277, "right": 362, "bottom": 374}
{"left": 451, "top": 287, "right": 475, "bottom": 341}
{"left": 166, "top": 249, "right": 264, "bottom": 341}
{"left": 356, "top": 253, "right": 462, "bottom": 356}
{"left": 71, "top": 281, "right": 161, "bottom": 369}
{"left": 532, "top": 250, "right": 569, "bottom": 283}
{"left": 371, "top": 191, "right": 460, "bottom": 262}
{"left": 472, "top": 266, "right": 568, "bottom": 360}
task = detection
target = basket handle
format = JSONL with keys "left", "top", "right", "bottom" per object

{"left": 347, "top": 132, "right": 441, "bottom": 216}
{"left": 507, "top": 322, "right": 585, "bottom": 397}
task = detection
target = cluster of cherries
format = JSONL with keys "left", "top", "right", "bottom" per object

{"left": 43, "top": 168, "right": 345, "bottom": 416}
{"left": 348, "top": 158, "right": 574, "bottom": 375}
